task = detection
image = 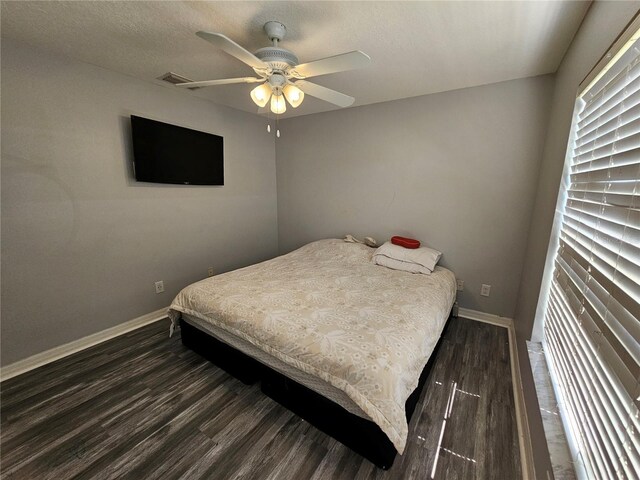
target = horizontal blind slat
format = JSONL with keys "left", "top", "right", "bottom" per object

{"left": 581, "top": 57, "right": 640, "bottom": 121}
{"left": 569, "top": 162, "right": 640, "bottom": 185}
{"left": 548, "top": 284, "right": 640, "bottom": 439}
{"left": 571, "top": 179, "right": 640, "bottom": 196}
{"left": 545, "top": 305, "right": 634, "bottom": 476}
{"left": 576, "top": 97, "right": 640, "bottom": 149}
{"left": 544, "top": 327, "right": 606, "bottom": 477}
{"left": 559, "top": 237, "right": 640, "bottom": 319}
{"left": 560, "top": 219, "right": 640, "bottom": 289}
{"left": 563, "top": 205, "right": 640, "bottom": 247}
{"left": 574, "top": 134, "right": 640, "bottom": 165}
{"left": 568, "top": 189, "right": 637, "bottom": 209}
{"left": 574, "top": 122, "right": 640, "bottom": 162}
{"left": 545, "top": 307, "right": 637, "bottom": 477}
{"left": 554, "top": 256, "right": 640, "bottom": 380}
{"left": 545, "top": 316, "right": 620, "bottom": 478}
{"left": 544, "top": 326, "right": 601, "bottom": 477}
{"left": 579, "top": 77, "right": 640, "bottom": 136}
{"left": 547, "top": 288, "right": 640, "bottom": 473}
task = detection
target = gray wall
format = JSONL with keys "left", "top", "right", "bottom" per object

{"left": 513, "top": 2, "right": 640, "bottom": 478}
{"left": 1, "top": 39, "right": 278, "bottom": 365}
{"left": 276, "top": 75, "right": 554, "bottom": 318}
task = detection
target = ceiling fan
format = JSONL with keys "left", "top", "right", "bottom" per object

{"left": 176, "top": 21, "right": 371, "bottom": 115}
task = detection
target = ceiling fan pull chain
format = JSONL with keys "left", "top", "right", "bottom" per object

{"left": 267, "top": 106, "right": 272, "bottom": 134}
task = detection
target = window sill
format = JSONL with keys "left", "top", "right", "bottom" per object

{"left": 527, "top": 341, "right": 576, "bottom": 480}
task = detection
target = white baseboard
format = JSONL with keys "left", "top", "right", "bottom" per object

{"left": 458, "top": 307, "right": 512, "bottom": 328}
{"left": 458, "top": 307, "right": 535, "bottom": 480}
{"left": 0, "top": 307, "right": 169, "bottom": 382}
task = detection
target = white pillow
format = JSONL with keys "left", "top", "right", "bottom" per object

{"left": 372, "top": 241, "right": 442, "bottom": 272}
{"left": 372, "top": 255, "right": 433, "bottom": 275}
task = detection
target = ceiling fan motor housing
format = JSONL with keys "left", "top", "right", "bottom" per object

{"left": 254, "top": 47, "right": 299, "bottom": 72}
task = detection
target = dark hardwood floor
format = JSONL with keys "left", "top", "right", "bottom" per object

{"left": 0, "top": 317, "right": 521, "bottom": 479}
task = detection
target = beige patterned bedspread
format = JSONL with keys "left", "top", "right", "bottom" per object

{"left": 168, "top": 239, "right": 456, "bottom": 453}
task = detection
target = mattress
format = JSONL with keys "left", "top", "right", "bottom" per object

{"left": 168, "top": 239, "right": 456, "bottom": 452}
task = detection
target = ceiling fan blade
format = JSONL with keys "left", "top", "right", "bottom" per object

{"left": 175, "top": 77, "right": 263, "bottom": 88}
{"left": 290, "top": 51, "right": 370, "bottom": 79}
{"left": 295, "top": 81, "right": 355, "bottom": 108}
{"left": 196, "top": 31, "right": 269, "bottom": 71}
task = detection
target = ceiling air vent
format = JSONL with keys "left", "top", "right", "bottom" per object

{"left": 158, "top": 72, "right": 201, "bottom": 90}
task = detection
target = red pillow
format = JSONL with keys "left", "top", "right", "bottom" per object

{"left": 391, "top": 236, "right": 421, "bottom": 249}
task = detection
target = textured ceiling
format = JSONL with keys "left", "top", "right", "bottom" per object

{"left": 1, "top": 1, "right": 591, "bottom": 118}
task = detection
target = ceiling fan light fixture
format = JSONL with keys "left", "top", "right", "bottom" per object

{"left": 270, "top": 93, "right": 287, "bottom": 114}
{"left": 283, "top": 84, "right": 304, "bottom": 108}
{"left": 250, "top": 83, "right": 272, "bottom": 107}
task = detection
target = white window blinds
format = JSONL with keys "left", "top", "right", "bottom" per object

{"left": 543, "top": 33, "right": 640, "bottom": 479}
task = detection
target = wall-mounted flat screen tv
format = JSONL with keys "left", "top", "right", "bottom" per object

{"left": 131, "top": 115, "right": 224, "bottom": 185}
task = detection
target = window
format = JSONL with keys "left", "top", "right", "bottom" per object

{"left": 542, "top": 25, "right": 640, "bottom": 479}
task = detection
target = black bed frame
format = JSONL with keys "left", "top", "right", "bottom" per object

{"left": 180, "top": 317, "right": 450, "bottom": 469}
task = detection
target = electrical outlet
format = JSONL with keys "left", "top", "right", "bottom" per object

{"left": 480, "top": 284, "right": 491, "bottom": 297}
{"left": 207, "top": 267, "right": 214, "bottom": 277}
{"left": 155, "top": 281, "right": 164, "bottom": 294}
{"left": 456, "top": 279, "right": 464, "bottom": 291}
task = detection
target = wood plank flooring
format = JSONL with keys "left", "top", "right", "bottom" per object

{"left": 0, "top": 317, "right": 521, "bottom": 479}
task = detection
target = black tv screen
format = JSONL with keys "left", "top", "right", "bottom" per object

{"left": 131, "top": 115, "right": 224, "bottom": 185}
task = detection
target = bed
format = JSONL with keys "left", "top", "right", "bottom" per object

{"left": 168, "top": 239, "right": 457, "bottom": 468}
